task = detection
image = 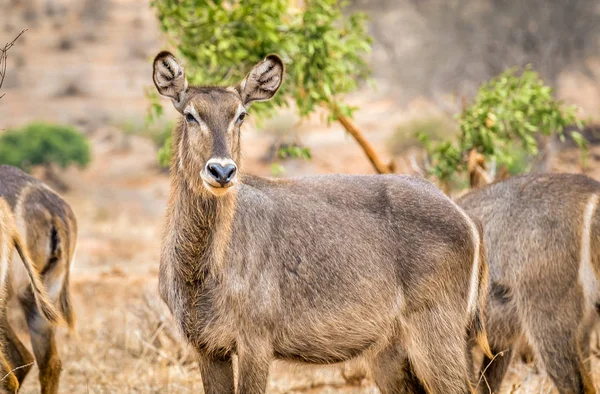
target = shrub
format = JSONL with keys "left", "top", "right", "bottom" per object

{"left": 419, "top": 66, "right": 585, "bottom": 189}
{"left": 0, "top": 122, "right": 91, "bottom": 171}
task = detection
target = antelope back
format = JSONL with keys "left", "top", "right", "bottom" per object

{"left": 458, "top": 173, "right": 600, "bottom": 304}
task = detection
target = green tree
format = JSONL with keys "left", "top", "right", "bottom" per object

{"left": 419, "top": 66, "right": 585, "bottom": 191}
{"left": 151, "top": 0, "right": 392, "bottom": 172}
{"left": 0, "top": 123, "right": 91, "bottom": 187}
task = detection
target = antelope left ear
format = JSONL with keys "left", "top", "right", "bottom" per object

{"left": 239, "top": 54, "right": 284, "bottom": 106}
{"left": 153, "top": 51, "right": 188, "bottom": 112}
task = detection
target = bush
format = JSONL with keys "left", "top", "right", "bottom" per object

{"left": 0, "top": 122, "right": 91, "bottom": 171}
{"left": 419, "top": 66, "right": 584, "bottom": 189}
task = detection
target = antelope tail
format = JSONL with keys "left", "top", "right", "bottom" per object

{"left": 13, "top": 232, "right": 60, "bottom": 324}
{"left": 52, "top": 217, "right": 76, "bottom": 329}
{"left": 473, "top": 222, "right": 492, "bottom": 358}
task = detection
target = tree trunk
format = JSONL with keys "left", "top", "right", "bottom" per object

{"left": 467, "top": 149, "right": 492, "bottom": 189}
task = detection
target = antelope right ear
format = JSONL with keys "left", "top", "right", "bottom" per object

{"left": 153, "top": 51, "right": 188, "bottom": 111}
{"left": 239, "top": 54, "right": 284, "bottom": 106}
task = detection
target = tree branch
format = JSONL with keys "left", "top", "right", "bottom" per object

{"left": 0, "top": 29, "right": 27, "bottom": 100}
{"left": 333, "top": 105, "right": 395, "bottom": 174}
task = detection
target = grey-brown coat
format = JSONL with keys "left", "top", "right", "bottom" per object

{"left": 459, "top": 173, "right": 600, "bottom": 394}
{"left": 0, "top": 196, "right": 59, "bottom": 393}
{"left": 154, "top": 51, "right": 491, "bottom": 394}
{"left": 0, "top": 165, "right": 76, "bottom": 394}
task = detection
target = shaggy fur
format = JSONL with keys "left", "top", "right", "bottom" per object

{"left": 459, "top": 173, "right": 600, "bottom": 394}
{"left": 155, "top": 51, "right": 490, "bottom": 394}
{"left": 0, "top": 165, "right": 77, "bottom": 394}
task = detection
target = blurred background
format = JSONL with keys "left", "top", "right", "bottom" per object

{"left": 1, "top": 0, "right": 600, "bottom": 392}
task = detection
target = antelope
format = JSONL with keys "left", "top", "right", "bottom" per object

{"left": 153, "top": 51, "right": 491, "bottom": 394}
{"left": 458, "top": 173, "right": 600, "bottom": 394}
{"left": 0, "top": 165, "right": 76, "bottom": 394}
{"left": 0, "top": 195, "right": 59, "bottom": 393}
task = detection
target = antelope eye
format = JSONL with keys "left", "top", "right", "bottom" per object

{"left": 185, "top": 113, "right": 198, "bottom": 123}
{"left": 237, "top": 112, "right": 247, "bottom": 123}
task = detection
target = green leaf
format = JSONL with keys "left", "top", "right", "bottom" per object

{"left": 570, "top": 131, "right": 588, "bottom": 150}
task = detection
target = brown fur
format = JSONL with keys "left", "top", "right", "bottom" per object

{"left": 0, "top": 197, "right": 58, "bottom": 393}
{"left": 0, "top": 165, "right": 77, "bottom": 394}
{"left": 459, "top": 173, "right": 600, "bottom": 394}
{"left": 154, "top": 51, "right": 490, "bottom": 394}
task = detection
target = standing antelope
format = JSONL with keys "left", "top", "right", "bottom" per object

{"left": 0, "top": 195, "right": 59, "bottom": 393}
{"left": 153, "top": 51, "right": 490, "bottom": 394}
{"left": 458, "top": 173, "right": 600, "bottom": 394}
{"left": 0, "top": 165, "right": 76, "bottom": 394}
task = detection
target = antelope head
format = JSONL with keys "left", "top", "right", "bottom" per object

{"left": 153, "top": 51, "right": 284, "bottom": 196}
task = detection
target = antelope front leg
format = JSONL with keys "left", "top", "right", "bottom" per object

{"left": 236, "top": 344, "right": 271, "bottom": 394}
{"left": 198, "top": 354, "right": 234, "bottom": 394}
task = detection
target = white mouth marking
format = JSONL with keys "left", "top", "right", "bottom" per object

{"left": 202, "top": 180, "right": 236, "bottom": 197}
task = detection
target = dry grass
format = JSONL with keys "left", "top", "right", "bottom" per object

{"left": 13, "top": 273, "right": 600, "bottom": 393}
{"left": 14, "top": 277, "right": 375, "bottom": 393}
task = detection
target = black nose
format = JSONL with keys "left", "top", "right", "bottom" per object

{"left": 207, "top": 162, "right": 237, "bottom": 186}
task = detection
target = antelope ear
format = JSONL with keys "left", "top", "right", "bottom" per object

{"left": 153, "top": 51, "right": 188, "bottom": 111}
{"left": 239, "top": 54, "right": 284, "bottom": 106}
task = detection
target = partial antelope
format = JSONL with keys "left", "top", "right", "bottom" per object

{"left": 153, "top": 51, "right": 491, "bottom": 394}
{"left": 459, "top": 173, "right": 600, "bottom": 394}
{"left": 0, "top": 195, "right": 59, "bottom": 393}
{"left": 0, "top": 165, "right": 76, "bottom": 394}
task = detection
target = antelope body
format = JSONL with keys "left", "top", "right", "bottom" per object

{"left": 154, "top": 51, "right": 490, "bottom": 394}
{"left": 0, "top": 165, "right": 76, "bottom": 394}
{"left": 458, "top": 173, "right": 600, "bottom": 394}
{"left": 0, "top": 195, "right": 59, "bottom": 393}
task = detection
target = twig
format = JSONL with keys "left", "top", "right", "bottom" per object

{"left": 133, "top": 330, "right": 183, "bottom": 368}
{"left": 475, "top": 349, "right": 509, "bottom": 392}
{"left": 132, "top": 320, "right": 167, "bottom": 374}
{"left": 0, "top": 29, "right": 27, "bottom": 99}
{"left": 0, "top": 361, "right": 34, "bottom": 382}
